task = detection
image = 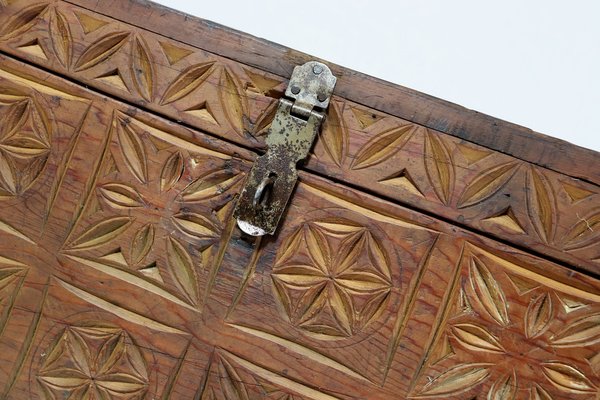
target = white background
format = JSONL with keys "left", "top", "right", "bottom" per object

{"left": 153, "top": 0, "right": 600, "bottom": 152}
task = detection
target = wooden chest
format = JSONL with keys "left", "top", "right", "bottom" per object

{"left": 0, "top": 1, "right": 599, "bottom": 399}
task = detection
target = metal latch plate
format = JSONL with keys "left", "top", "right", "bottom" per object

{"left": 234, "top": 61, "right": 337, "bottom": 236}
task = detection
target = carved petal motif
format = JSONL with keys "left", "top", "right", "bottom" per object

{"left": 562, "top": 210, "right": 600, "bottom": 251}
{"left": 530, "top": 384, "right": 553, "bottom": 400}
{"left": 74, "top": 31, "right": 130, "bottom": 71}
{"left": 182, "top": 169, "right": 243, "bottom": 202}
{"left": 160, "top": 151, "right": 184, "bottom": 192}
{"left": 551, "top": 313, "right": 600, "bottom": 348}
{"left": 487, "top": 370, "right": 517, "bottom": 400}
{"left": 468, "top": 256, "right": 509, "bottom": 326}
{"left": 424, "top": 130, "right": 454, "bottom": 205}
{"left": 130, "top": 223, "right": 154, "bottom": 265}
{"left": 49, "top": 8, "right": 72, "bottom": 68}
{"left": 0, "top": 3, "right": 48, "bottom": 39}
{"left": 172, "top": 212, "right": 220, "bottom": 241}
{"left": 217, "top": 356, "right": 250, "bottom": 400}
{"left": 350, "top": 124, "right": 415, "bottom": 170}
{"left": 130, "top": 36, "right": 154, "bottom": 102}
{"left": 541, "top": 362, "right": 596, "bottom": 394}
{"left": 219, "top": 67, "right": 248, "bottom": 137}
{"left": 68, "top": 217, "right": 133, "bottom": 250}
{"left": 450, "top": 323, "right": 504, "bottom": 354}
{"left": 116, "top": 117, "right": 148, "bottom": 184}
{"left": 525, "top": 292, "right": 554, "bottom": 338}
{"left": 99, "top": 183, "right": 143, "bottom": 209}
{"left": 160, "top": 62, "right": 214, "bottom": 105}
{"left": 526, "top": 167, "right": 557, "bottom": 244}
{"left": 166, "top": 237, "right": 199, "bottom": 306}
{"left": 0, "top": 151, "right": 16, "bottom": 195}
{"left": 457, "top": 162, "right": 520, "bottom": 208}
{"left": 417, "top": 363, "right": 491, "bottom": 397}
{"left": 0, "top": 97, "right": 28, "bottom": 141}
{"left": 320, "top": 100, "right": 347, "bottom": 167}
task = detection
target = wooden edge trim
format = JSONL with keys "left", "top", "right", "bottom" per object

{"left": 64, "top": 0, "right": 600, "bottom": 186}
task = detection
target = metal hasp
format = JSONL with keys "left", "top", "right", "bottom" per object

{"left": 234, "top": 61, "right": 337, "bottom": 236}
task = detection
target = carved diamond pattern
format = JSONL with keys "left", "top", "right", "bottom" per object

{"left": 271, "top": 220, "right": 392, "bottom": 339}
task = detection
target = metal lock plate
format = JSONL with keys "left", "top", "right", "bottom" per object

{"left": 234, "top": 61, "right": 337, "bottom": 236}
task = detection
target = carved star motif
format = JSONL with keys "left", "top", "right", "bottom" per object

{"left": 37, "top": 325, "right": 148, "bottom": 400}
{"left": 417, "top": 253, "right": 600, "bottom": 399}
{"left": 272, "top": 219, "right": 392, "bottom": 338}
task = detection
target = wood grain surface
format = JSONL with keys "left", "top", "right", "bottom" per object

{"left": 0, "top": 1, "right": 598, "bottom": 399}
{"left": 0, "top": 0, "right": 598, "bottom": 275}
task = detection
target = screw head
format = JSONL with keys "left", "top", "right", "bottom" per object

{"left": 291, "top": 85, "right": 301, "bottom": 94}
{"left": 313, "top": 64, "right": 323, "bottom": 75}
{"left": 317, "top": 93, "right": 327, "bottom": 102}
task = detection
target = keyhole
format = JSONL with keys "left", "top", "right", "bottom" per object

{"left": 253, "top": 172, "right": 277, "bottom": 208}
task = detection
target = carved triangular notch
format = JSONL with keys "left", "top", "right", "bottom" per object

{"left": 561, "top": 181, "right": 595, "bottom": 203}
{"left": 244, "top": 69, "right": 282, "bottom": 96}
{"left": 457, "top": 143, "right": 491, "bottom": 165}
{"left": 200, "top": 244, "right": 215, "bottom": 271}
{"left": 96, "top": 69, "right": 129, "bottom": 92}
{"left": 185, "top": 101, "right": 218, "bottom": 125}
{"left": 17, "top": 39, "right": 48, "bottom": 60}
{"left": 557, "top": 295, "right": 588, "bottom": 314}
{"left": 99, "top": 248, "right": 128, "bottom": 267}
{"left": 430, "top": 334, "right": 454, "bottom": 366}
{"left": 506, "top": 273, "right": 539, "bottom": 296}
{"left": 159, "top": 41, "right": 193, "bottom": 65}
{"left": 244, "top": 81, "right": 260, "bottom": 95}
{"left": 482, "top": 207, "right": 525, "bottom": 234}
{"left": 146, "top": 135, "right": 171, "bottom": 153}
{"left": 84, "top": 195, "right": 104, "bottom": 218}
{"left": 216, "top": 201, "right": 236, "bottom": 224}
{"left": 458, "top": 287, "right": 472, "bottom": 315}
{"left": 379, "top": 169, "right": 423, "bottom": 197}
{"left": 350, "top": 106, "right": 384, "bottom": 129}
{"left": 75, "top": 11, "right": 109, "bottom": 34}
{"left": 139, "top": 262, "right": 164, "bottom": 283}
{"left": 104, "top": 152, "right": 120, "bottom": 177}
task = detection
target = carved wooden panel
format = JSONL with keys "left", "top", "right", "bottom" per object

{"left": 0, "top": 1, "right": 598, "bottom": 399}
{"left": 0, "top": 0, "right": 599, "bottom": 275}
